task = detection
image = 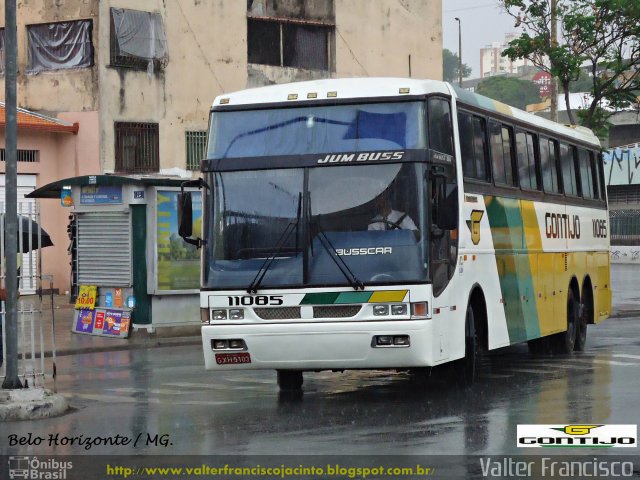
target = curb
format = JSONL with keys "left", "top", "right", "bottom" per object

{"left": 0, "top": 388, "right": 69, "bottom": 421}
{"left": 39, "top": 336, "right": 202, "bottom": 358}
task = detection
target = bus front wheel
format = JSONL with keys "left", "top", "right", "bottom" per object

{"left": 454, "top": 304, "right": 477, "bottom": 387}
{"left": 277, "top": 370, "right": 303, "bottom": 391}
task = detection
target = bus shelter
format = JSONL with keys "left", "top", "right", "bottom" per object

{"left": 27, "top": 175, "right": 202, "bottom": 336}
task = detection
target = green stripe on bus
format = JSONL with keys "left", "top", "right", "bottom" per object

{"left": 300, "top": 292, "right": 340, "bottom": 305}
{"left": 485, "top": 196, "right": 540, "bottom": 343}
{"left": 335, "top": 292, "right": 373, "bottom": 304}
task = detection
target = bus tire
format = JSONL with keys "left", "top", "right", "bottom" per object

{"left": 575, "top": 285, "right": 592, "bottom": 352}
{"left": 552, "top": 288, "right": 578, "bottom": 354}
{"left": 277, "top": 370, "right": 303, "bottom": 391}
{"left": 455, "top": 304, "right": 477, "bottom": 386}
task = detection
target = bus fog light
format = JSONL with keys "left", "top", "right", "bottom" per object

{"left": 213, "top": 339, "right": 228, "bottom": 350}
{"left": 411, "top": 302, "right": 428, "bottom": 318}
{"left": 373, "top": 304, "right": 389, "bottom": 316}
{"left": 212, "top": 309, "right": 227, "bottom": 320}
{"left": 229, "top": 309, "right": 244, "bottom": 320}
{"left": 393, "top": 335, "right": 410, "bottom": 346}
{"left": 376, "top": 335, "right": 392, "bottom": 345}
{"left": 229, "top": 339, "right": 245, "bottom": 349}
{"left": 391, "top": 304, "right": 407, "bottom": 315}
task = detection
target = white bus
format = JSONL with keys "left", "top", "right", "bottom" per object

{"left": 179, "top": 78, "right": 611, "bottom": 391}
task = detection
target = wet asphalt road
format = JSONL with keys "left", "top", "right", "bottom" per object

{"left": 1, "top": 266, "right": 639, "bottom": 458}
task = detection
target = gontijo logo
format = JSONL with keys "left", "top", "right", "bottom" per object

{"left": 517, "top": 424, "right": 637, "bottom": 447}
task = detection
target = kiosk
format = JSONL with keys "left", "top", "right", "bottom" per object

{"left": 28, "top": 175, "right": 202, "bottom": 334}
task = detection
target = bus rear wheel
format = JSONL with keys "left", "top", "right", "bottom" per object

{"left": 552, "top": 288, "right": 578, "bottom": 354}
{"left": 575, "top": 286, "right": 591, "bottom": 352}
{"left": 277, "top": 370, "right": 303, "bottom": 391}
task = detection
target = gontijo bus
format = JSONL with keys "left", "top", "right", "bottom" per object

{"left": 178, "top": 78, "right": 611, "bottom": 391}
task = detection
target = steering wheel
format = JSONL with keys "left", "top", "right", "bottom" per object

{"left": 370, "top": 219, "right": 402, "bottom": 230}
{"left": 370, "top": 273, "right": 394, "bottom": 282}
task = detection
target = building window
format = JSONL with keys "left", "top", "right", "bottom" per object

{"left": 110, "top": 8, "right": 168, "bottom": 72}
{"left": 114, "top": 122, "right": 159, "bottom": 173}
{"left": 247, "top": 18, "right": 332, "bottom": 71}
{"left": 0, "top": 28, "right": 5, "bottom": 74}
{"left": 0, "top": 149, "right": 39, "bottom": 163}
{"left": 26, "top": 20, "right": 93, "bottom": 73}
{"left": 185, "top": 131, "right": 207, "bottom": 171}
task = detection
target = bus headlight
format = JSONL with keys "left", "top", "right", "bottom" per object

{"left": 391, "top": 304, "right": 407, "bottom": 315}
{"left": 212, "top": 309, "right": 227, "bottom": 320}
{"left": 373, "top": 304, "right": 389, "bottom": 316}
{"left": 229, "top": 309, "right": 244, "bottom": 320}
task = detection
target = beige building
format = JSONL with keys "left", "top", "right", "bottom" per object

{"left": 0, "top": 0, "right": 443, "bottom": 292}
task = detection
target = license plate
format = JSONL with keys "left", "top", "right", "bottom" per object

{"left": 215, "top": 352, "right": 251, "bottom": 365}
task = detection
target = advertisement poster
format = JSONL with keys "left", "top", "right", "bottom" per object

{"left": 156, "top": 190, "right": 202, "bottom": 291}
{"left": 74, "top": 309, "right": 95, "bottom": 334}
{"left": 102, "top": 310, "right": 124, "bottom": 336}
{"left": 114, "top": 288, "right": 123, "bottom": 308}
{"left": 60, "top": 188, "right": 73, "bottom": 207}
{"left": 94, "top": 310, "right": 105, "bottom": 330}
{"left": 80, "top": 185, "right": 123, "bottom": 205}
{"left": 75, "top": 285, "right": 97, "bottom": 310}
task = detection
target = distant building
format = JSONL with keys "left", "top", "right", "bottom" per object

{"left": 480, "top": 33, "right": 532, "bottom": 78}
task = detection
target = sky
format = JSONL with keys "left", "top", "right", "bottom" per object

{"left": 442, "top": 0, "right": 519, "bottom": 78}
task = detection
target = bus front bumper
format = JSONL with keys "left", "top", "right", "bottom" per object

{"left": 201, "top": 320, "right": 435, "bottom": 371}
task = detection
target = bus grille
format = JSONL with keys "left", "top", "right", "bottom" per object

{"left": 313, "top": 305, "right": 361, "bottom": 318}
{"left": 253, "top": 307, "right": 301, "bottom": 320}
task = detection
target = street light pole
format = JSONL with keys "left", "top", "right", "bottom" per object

{"left": 455, "top": 17, "right": 462, "bottom": 86}
{"left": 2, "top": 0, "right": 23, "bottom": 390}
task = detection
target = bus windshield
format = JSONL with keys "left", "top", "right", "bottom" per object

{"left": 207, "top": 101, "right": 426, "bottom": 158}
{"left": 204, "top": 163, "right": 428, "bottom": 289}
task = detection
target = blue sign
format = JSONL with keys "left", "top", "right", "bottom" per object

{"left": 80, "top": 185, "right": 123, "bottom": 205}
{"left": 105, "top": 292, "right": 113, "bottom": 308}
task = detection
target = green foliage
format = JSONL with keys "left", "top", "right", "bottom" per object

{"left": 476, "top": 76, "right": 541, "bottom": 110}
{"left": 443, "top": 48, "right": 472, "bottom": 83}
{"left": 500, "top": 0, "right": 640, "bottom": 137}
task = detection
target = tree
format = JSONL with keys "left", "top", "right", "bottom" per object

{"left": 501, "top": 0, "right": 640, "bottom": 136}
{"left": 476, "top": 76, "right": 542, "bottom": 110}
{"left": 443, "top": 48, "right": 471, "bottom": 83}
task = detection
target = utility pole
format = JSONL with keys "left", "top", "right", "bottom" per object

{"left": 455, "top": 17, "right": 463, "bottom": 86}
{"left": 549, "top": 0, "right": 558, "bottom": 122}
{"left": 2, "top": 0, "right": 23, "bottom": 390}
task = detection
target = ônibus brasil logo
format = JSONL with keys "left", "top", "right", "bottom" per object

{"left": 517, "top": 424, "right": 637, "bottom": 448}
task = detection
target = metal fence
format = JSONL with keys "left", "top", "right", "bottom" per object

{"left": 610, "top": 209, "right": 640, "bottom": 246}
{"left": 0, "top": 201, "right": 56, "bottom": 388}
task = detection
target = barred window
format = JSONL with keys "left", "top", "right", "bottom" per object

{"left": 26, "top": 20, "right": 93, "bottom": 73}
{"left": 114, "top": 122, "right": 159, "bottom": 173}
{"left": 0, "top": 149, "right": 40, "bottom": 163}
{"left": 110, "top": 8, "right": 168, "bottom": 72}
{"left": 185, "top": 131, "right": 207, "bottom": 171}
{"left": 247, "top": 18, "right": 332, "bottom": 71}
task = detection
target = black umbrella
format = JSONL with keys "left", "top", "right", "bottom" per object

{"left": 3, "top": 216, "right": 54, "bottom": 253}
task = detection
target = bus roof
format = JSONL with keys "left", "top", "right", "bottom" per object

{"left": 212, "top": 77, "right": 600, "bottom": 148}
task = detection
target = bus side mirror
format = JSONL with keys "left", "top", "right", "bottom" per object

{"left": 178, "top": 192, "right": 193, "bottom": 238}
{"left": 431, "top": 173, "right": 457, "bottom": 231}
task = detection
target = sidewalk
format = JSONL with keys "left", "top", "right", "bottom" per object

{"left": 26, "top": 294, "right": 201, "bottom": 358}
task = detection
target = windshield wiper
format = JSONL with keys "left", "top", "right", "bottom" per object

{"left": 247, "top": 193, "right": 302, "bottom": 294}
{"left": 308, "top": 194, "right": 365, "bottom": 291}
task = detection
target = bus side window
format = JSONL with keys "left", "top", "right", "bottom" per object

{"left": 472, "top": 116, "right": 489, "bottom": 182}
{"left": 428, "top": 98, "right": 454, "bottom": 156}
{"left": 578, "top": 148, "right": 595, "bottom": 199}
{"left": 589, "top": 151, "right": 600, "bottom": 199}
{"left": 540, "top": 137, "right": 560, "bottom": 194}
{"left": 598, "top": 152, "right": 607, "bottom": 201}
{"left": 560, "top": 143, "right": 578, "bottom": 196}
{"left": 458, "top": 111, "right": 475, "bottom": 177}
{"left": 516, "top": 131, "right": 539, "bottom": 190}
{"left": 489, "top": 120, "right": 515, "bottom": 186}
